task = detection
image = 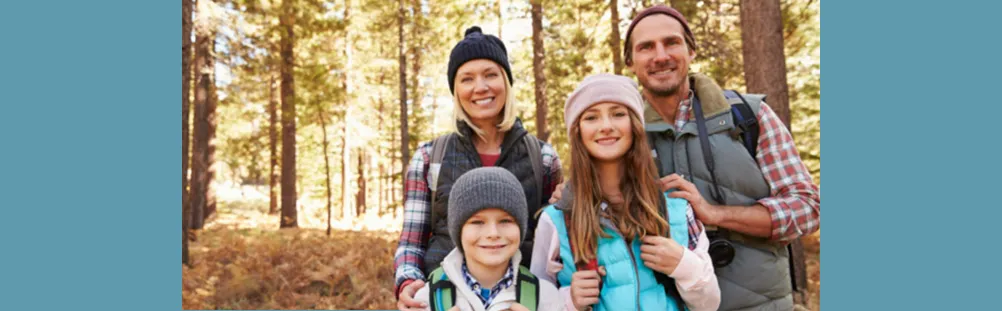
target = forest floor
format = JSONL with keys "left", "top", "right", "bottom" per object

{"left": 182, "top": 184, "right": 819, "bottom": 310}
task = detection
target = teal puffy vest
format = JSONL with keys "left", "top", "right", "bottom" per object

{"left": 543, "top": 192, "right": 691, "bottom": 311}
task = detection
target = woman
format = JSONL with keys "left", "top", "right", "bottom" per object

{"left": 395, "top": 26, "right": 563, "bottom": 311}
{"left": 530, "top": 74, "right": 719, "bottom": 311}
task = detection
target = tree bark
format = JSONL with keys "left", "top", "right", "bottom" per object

{"left": 398, "top": 0, "right": 409, "bottom": 205}
{"left": 268, "top": 73, "right": 279, "bottom": 214}
{"left": 320, "top": 111, "right": 333, "bottom": 236}
{"left": 740, "top": 0, "right": 791, "bottom": 125}
{"left": 205, "top": 35, "right": 218, "bottom": 221}
{"left": 182, "top": 0, "right": 193, "bottom": 266}
{"left": 190, "top": 3, "right": 214, "bottom": 230}
{"left": 609, "top": 0, "right": 623, "bottom": 74}
{"left": 497, "top": 0, "right": 503, "bottom": 40}
{"left": 740, "top": 0, "right": 804, "bottom": 302}
{"left": 530, "top": 0, "right": 548, "bottom": 141}
{"left": 356, "top": 151, "right": 366, "bottom": 217}
{"left": 342, "top": 0, "right": 354, "bottom": 222}
{"left": 279, "top": 0, "right": 298, "bottom": 228}
{"left": 377, "top": 71, "right": 385, "bottom": 215}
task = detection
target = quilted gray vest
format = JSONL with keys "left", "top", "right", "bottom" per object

{"left": 644, "top": 75, "right": 793, "bottom": 311}
{"left": 423, "top": 119, "right": 544, "bottom": 275}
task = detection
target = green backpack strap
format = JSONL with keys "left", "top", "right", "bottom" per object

{"left": 515, "top": 266, "right": 539, "bottom": 311}
{"left": 427, "top": 267, "right": 455, "bottom": 311}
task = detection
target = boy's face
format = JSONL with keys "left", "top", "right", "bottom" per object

{"left": 461, "top": 208, "right": 521, "bottom": 270}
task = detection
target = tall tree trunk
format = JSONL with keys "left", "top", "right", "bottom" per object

{"left": 409, "top": 0, "right": 424, "bottom": 144}
{"left": 530, "top": 0, "right": 548, "bottom": 142}
{"left": 496, "top": 0, "right": 503, "bottom": 39}
{"left": 320, "top": 111, "right": 333, "bottom": 236}
{"left": 609, "top": 0, "right": 623, "bottom": 74}
{"left": 398, "top": 0, "right": 409, "bottom": 205}
{"left": 394, "top": 117, "right": 402, "bottom": 214}
{"left": 268, "top": 74, "right": 279, "bottom": 214}
{"left": 356, "top": 151, "right": 366, "bottom": 217}
{"left": 377, "top": 72, "right": 385, "bottom": 215}
{"left": 279, "top": 0, "right": 298, "bottom": 228}
{"left": 739, "top": 0, "right": 804, "bottom": 303}
{"left": 342, "top": 0, "right": 354, "bottom": 222}
{"left": 205, "top": 35, "right": 218, "bottom": 222}
{"left": 182, "top": 0, "right": 193, "bottom": 266}
{"left": 190, "top": 2, "right": 214, "bottom": 230}
{"left": 341, "top": 124, "right": 350, "bottom": 219}
{"left": 740, "top": 0, "right": 791, "bottom": 125}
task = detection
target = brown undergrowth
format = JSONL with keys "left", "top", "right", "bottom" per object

{"left": 182, "top": 228, "right": 398, "bottom": 310}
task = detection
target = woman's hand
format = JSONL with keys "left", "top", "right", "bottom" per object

{"left": 396, "top": 280, "right": 427, "bottom": 311}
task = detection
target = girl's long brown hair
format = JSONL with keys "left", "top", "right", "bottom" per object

{"left": 567, "top": 110, "right": 668, "bottom": 264}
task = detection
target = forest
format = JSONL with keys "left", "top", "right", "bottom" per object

{"left": 180, "top": 0, "right": 821, "bottom": 309}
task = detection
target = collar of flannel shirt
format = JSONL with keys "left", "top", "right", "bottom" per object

{"left": 461, "top": 261, "right": 515, "bottom": 307}
{"left": 673, "top": 86, "right": 697, "bottom": 130}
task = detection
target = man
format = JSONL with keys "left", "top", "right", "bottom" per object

{"left": 625, "top": 5, "right": 820, "bottom": 311}
{"left": 551, "top": 4, "right": 820, "bottom": 310}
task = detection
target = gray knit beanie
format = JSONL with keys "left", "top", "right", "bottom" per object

{"left": 448, "top": 167, "right": 528, "bottom": 254}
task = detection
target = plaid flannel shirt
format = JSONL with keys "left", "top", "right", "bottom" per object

{"left": 673, "top": 97, "right": 820, "bottom": 243}
{"left": 393, "top": 139, "right": 563, "bottom": 294}
{"left": 462, "top": 262, "right": 515, "bottom": 307}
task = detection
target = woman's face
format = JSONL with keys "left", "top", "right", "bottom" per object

{"left": 454, "top": 59, "right": 507, "bottom": 125}
{"left": 578, "top": 102, "right": 633, "bottom": 163}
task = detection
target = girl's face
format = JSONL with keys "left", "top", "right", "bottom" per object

{"left": 461, "top": 208, "right": 521, "bottom": 270}
{"left": 454, "top": 59, "right": 507, "bottom": 124}
{"left": 578, "top": 102, "right": 634, "bottom": 163}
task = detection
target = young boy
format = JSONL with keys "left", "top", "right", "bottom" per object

{"left": 412, "top": 167, "right": 563, "bottom": 311}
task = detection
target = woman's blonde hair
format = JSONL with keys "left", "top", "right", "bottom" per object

{"left": 451, "top": 66, "right": 519, "bottom": 139}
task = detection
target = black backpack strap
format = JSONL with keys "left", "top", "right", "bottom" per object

{"left": 652, "top": 194, "right": 687, "bottom": 311}
{"left": 691, "top": 94, "right": 726, "bottom": 204}
{"left": 522, "top": 135, "right": 544, "bottom": 206}
{"left": 427, "top": 267, "right": 455, "bottom": 311}
{"left": 516, "top": 266, "right": 539, "bottom": 311}
{"left": 429, "top": 133, "right": 455, "bottom": 209}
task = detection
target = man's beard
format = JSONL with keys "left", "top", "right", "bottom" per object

{"left": 645, "top": 80, "right": 683, "bottom": 97}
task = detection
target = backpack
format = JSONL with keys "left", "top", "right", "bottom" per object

{"left": 691, "top": 90, "right": 763, "bottom": 204}
{"left": 428, "top": 133, "right": 544, "bottom": 209}
{"left": 427, "top": 265, "right": 540, "bottom": 311}
{"left": 724, "top": 90, "right": 763, "bottom": 159}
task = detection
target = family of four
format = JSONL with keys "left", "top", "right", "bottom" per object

{"left": 392, "top": 4, "right": 821, "bottom": 311}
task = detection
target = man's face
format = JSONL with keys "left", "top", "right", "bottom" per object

{"left": 628, "top": 14, "right": 696, "bottom": 97}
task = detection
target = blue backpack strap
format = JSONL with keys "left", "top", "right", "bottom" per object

{"left": 427, "top": 267, "right": 454, "bottom": 311}
{"left": 724, "top": 90, "right": 761, "bottom": 159}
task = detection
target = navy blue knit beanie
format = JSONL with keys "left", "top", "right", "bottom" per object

{"left": 446, "top": 26, "right": 513, "bottom": 94}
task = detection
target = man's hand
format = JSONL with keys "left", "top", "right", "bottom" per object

{"left": 548, "top": 182, "right": 567, "bottom": 204}
{"left": 570, "top": 266, "right": 605, "bottom": 311}
{"left": 639, "top": 235, "right": 685, "bottom": 275}
{"left": 660, "top": 174, "right": 719, "bottom": 226}
{"left": 396, "top": 280, "right": 427, "bottom": 311}
{"left": 508, "top": 303, "right": 529, "bottom": 311}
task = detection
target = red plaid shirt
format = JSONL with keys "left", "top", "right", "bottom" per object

{"left": 672, "top": 96, "right": 820, "bottom": 243}
{"left": 393, "top": 139, "right": 563, "bottom": 295}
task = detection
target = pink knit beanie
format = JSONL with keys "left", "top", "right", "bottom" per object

{"left": 563, "top": 73, "right": 645, "bottom": 138}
